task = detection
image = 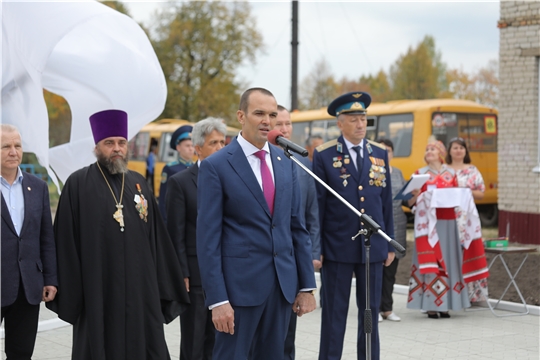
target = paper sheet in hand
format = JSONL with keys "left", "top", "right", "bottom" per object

{"left": 393, "top": 174, "right": 430, "bottom": 200}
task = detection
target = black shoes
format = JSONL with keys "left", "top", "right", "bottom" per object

{"left": 427, "top": 311, "right": 451, "bottom": 319}
{"left": 427, "top": 312, "right": 438, "bottom": 319}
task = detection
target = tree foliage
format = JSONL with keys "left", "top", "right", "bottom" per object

{"left": 101, "top": 1, "right": 131, "bottom": 16}
{"left": 44, "top": 90, "right": 72, "bottom": 147}
{"left": 299, "top": 35, "right": 498, "bottom": 108}
{"left": 298, "top": 58, "right": 339, "bottom": 110}
{"left": 150, "top": 1, "right": 263, "bottom": 124}
{"left": 359, "top": 70, "right": 391, "bottom": 103}
{"left": 389, "top": 35, "right": 446, "bottom": 100}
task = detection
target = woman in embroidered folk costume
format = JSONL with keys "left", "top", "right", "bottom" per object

{"left": 446, "top": 137, "right": 489, "bottom": 303}
{"left": 406, "top": 139, "right": 488, "bottom": 319}
{"left": 47, "top": 110, "right": 190, "bottom": 360}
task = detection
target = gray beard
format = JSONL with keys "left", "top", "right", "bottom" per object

{"left": 95, "top": 151, "right": 129, "bottom": 174}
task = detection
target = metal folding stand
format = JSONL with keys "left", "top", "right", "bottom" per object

{"left": 467, "top": 246, "right": 536, "bottom": 317}
{"left": 284, "top": 150, "right": 405, "bottom": 359}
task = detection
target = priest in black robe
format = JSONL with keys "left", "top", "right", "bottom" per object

{"left": 47, "top": 109, "right": 190, "bottom": 360}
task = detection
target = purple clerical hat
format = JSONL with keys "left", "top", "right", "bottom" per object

{"left": 89, "top": 109, "right": 128, "bottom": 144}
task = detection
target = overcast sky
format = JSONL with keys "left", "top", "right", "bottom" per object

{"left": 126, "top": 1, "right": 500, "bottom": 109}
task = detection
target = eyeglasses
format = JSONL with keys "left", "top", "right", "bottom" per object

{"left": 449, "top": 137, "right": 465, "bottom": 142}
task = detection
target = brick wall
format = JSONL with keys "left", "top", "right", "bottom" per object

{"left": 498, "top": 1, "right": 540, "bottom": 243}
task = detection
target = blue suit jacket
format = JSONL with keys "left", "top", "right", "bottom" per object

{"left": 196, "top": 138, "right": 316, "bottom": 308}
{"left": 295, "top": 155, "right": 320, "bottom": 260}
{"left": 313, "top": 136, "right": 395, "bottom": 264}
{"left": 1, "top": 173, "right": 57, "bottom": 306}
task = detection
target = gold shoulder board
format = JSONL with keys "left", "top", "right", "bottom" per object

{"left": 367, "top": 139, "right": 386, "bottom": 150}
{"left": 316, "top": 139, "right": 338, "bottom": 152}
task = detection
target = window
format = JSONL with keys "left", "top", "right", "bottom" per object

{"left": 377, "top": 114, "right": 413, "bottom": 157}
{"left": 160, "top": 132, "right": 178, "bottom": 163}
{"left": 432, "top": 112, "right": 497, "bottom": 152}
{"left": 128, "top": 132, "right": 150, "bottom": 161}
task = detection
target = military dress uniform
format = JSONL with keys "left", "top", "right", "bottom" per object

{"left": 313, "top": 92, "right": 395, "bottom": 360}
{"left": 158, "top": 125, "right": 193, "bottom": 221}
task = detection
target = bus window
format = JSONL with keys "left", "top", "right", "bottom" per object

{"left": 308, "top": 119, "right": 338, "bottom": 141}
{"left": 466, "top": 114, "right": 497, "bottom": 151}
{"left": 378, "top": 113, "right": 413, "bottom": 157}
{"left": 128, "top": 132, "right": 150, "bottom": 161}
{"left": 432, "top": 112, "right": 460, "bottom": 145}
{"left": 366, "top": 116, "right": 377, "bottom": 141}
{"left": 291, "top": 121, "right": 310, "bottom": 146}
{"left": 160, "top": 132, "right": 177, "bottom": 163}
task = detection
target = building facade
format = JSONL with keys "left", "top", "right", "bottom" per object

{"left": 498, "top": 1, "right": 540, "bottom": 244}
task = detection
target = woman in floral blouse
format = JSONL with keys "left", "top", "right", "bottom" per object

{"left": 446, "top": 137, "right": 488, "bottom": 302}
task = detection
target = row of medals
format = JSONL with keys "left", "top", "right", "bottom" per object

{"left": 369, "top": 163, "right": 387, "bottom": 187}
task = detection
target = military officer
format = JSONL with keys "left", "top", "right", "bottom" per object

{"left": 158, "top": 125, "right": 194, "bottom": 221}
{"left": 313, "top": 91, "right": 395, "bottom": 360}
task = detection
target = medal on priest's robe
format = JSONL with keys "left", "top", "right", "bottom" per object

{"left": 96, "top": 161, "right": 126, "bottom": 232}
{"left": 113, "top": 204, "right": 125, "bottom": 231}
{"left": 135, "top": 184, "right": 148, "bottom": 222}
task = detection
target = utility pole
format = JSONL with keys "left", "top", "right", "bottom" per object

{"left": 291, "top": 0, "right": 299, "bottom": 110}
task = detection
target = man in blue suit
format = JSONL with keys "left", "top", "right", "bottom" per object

{"left": 197, "top": 88, "right": 317, "bottom": 360}
{"left": 1, "top": 124, "right": 58, "bottom": 360}
{"left": 272, "top": 105, "right": 321, "bottom": 359}
{"left": 313, "top": 92, "right": 395, "bottom": 360}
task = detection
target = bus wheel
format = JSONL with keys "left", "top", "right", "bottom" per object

{"left": 478, "top": 205, "right": 498, "bottom": 227}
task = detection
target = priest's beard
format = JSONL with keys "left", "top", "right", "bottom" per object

{"left": 95, "top": 148, "right": 129, "bottom": 174}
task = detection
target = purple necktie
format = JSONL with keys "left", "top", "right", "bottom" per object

{"left": 255, "top": 150, "right": 275, "bottom": 215}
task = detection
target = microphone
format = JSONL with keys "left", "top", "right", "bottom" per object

{"left": 267, "top": 130, "right": 308, "bottom": 157}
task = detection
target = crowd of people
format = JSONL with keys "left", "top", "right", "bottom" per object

{"left": 1, "top": 88, "right": 489, "bottom": 360}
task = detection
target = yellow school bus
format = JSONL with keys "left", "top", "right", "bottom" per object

{"left": 290, "top": 99, "right": 499, "bottom": 226}
{"left": 127, "top": 118, "right": 239, "bottom": 194}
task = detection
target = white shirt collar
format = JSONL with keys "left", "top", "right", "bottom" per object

{"left": 237, "top": 131, "right": 270, "bottom": 157}
{"left": 342, "top": 137, "right": 363, "bottom": 151}
{"left": 0, "top": 167, "right": 24, "bottom": 185}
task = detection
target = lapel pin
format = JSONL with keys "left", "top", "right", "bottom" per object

{"left": 277, "top": 156, "right": 281, "bottom": 161}
{"left": 27, "top": 187, "right": 31, "bottom": 191}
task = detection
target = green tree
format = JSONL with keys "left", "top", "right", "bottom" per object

{"left": 443, "top": 59, "right": 498, "bottom": 108}
{"left": 389, "top": 35, "right": 446, "bottom": 100}
{"left": 359, "top": 70, "right": 392, "bottom": 102}
{"left": 44, "top": 90, "right": 71, "bottom": 147}
{"left": 442, "top": 68, "right": 476, "bottom": 100}
{"left": 101, "top": 1, "right": 131, "bottom": 16}
{"left": 474, "top": 59, "right": 498, "bottom": 108}
{"left": 299, "top": 58, "right": 339, "bottom": 110}
{"left": 150, "top": 1, "right": 263, "bottom": 124}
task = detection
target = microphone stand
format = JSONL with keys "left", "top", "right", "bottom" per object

{"left": 283, "top": 149, "right": 405, "bottom": 360}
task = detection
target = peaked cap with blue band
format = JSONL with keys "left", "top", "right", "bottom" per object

{"left": 169, "top": 125, "right": 193, "bottom": 150}
{"left": 327, "top": 91, "right": 372, "bottom": 117}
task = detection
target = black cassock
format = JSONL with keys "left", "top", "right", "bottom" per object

{"left": 47, "top": 163, "right": 189, "bottom": 359}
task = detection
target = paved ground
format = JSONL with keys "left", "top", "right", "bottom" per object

{"left": 1, "top": 283, "right": 539, "bottom": 360}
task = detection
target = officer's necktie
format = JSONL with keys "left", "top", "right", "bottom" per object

{"left": 352, "top": 145, "right": 362, "bottom": 175}
{"left": 255, "top": 150, "right": 275, "bottom": 215}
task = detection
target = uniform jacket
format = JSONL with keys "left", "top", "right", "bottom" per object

{"left": 158, "top": 160, "right": 190, "bottom": 222}
{"left": 196, "top": 137, "right": 316, "bottom": 307}
{"left": 313, "top": 136, "right": 395, "bottom": 264}
{"left": 1, "top": 173, "right": 57, "bottom": 306}
{"left": 166, "top": 164, "right": 202, "bottom": 287}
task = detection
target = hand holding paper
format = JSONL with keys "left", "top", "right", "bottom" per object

{"left": 393, "top": 174, "right": 430, "bottom": 200}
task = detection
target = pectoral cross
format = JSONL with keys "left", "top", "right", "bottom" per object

{"left": 113, "top": 204, "right": 125, "bottom": 232}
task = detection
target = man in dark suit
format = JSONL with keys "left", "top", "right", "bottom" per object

{"left": 196, "top": 88, "right": 317, "bottom": 360}
{"left": 166, "top": 117, "right": 227, "bottom": 360}
{"left": 272, "top": 105, "right": 321, "bottom": 360}
{"left": 1, "top": 124, "right": 58, "bottom": 360}
{"left": 313, "top": 92, "right": 395, "bottom": 360}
